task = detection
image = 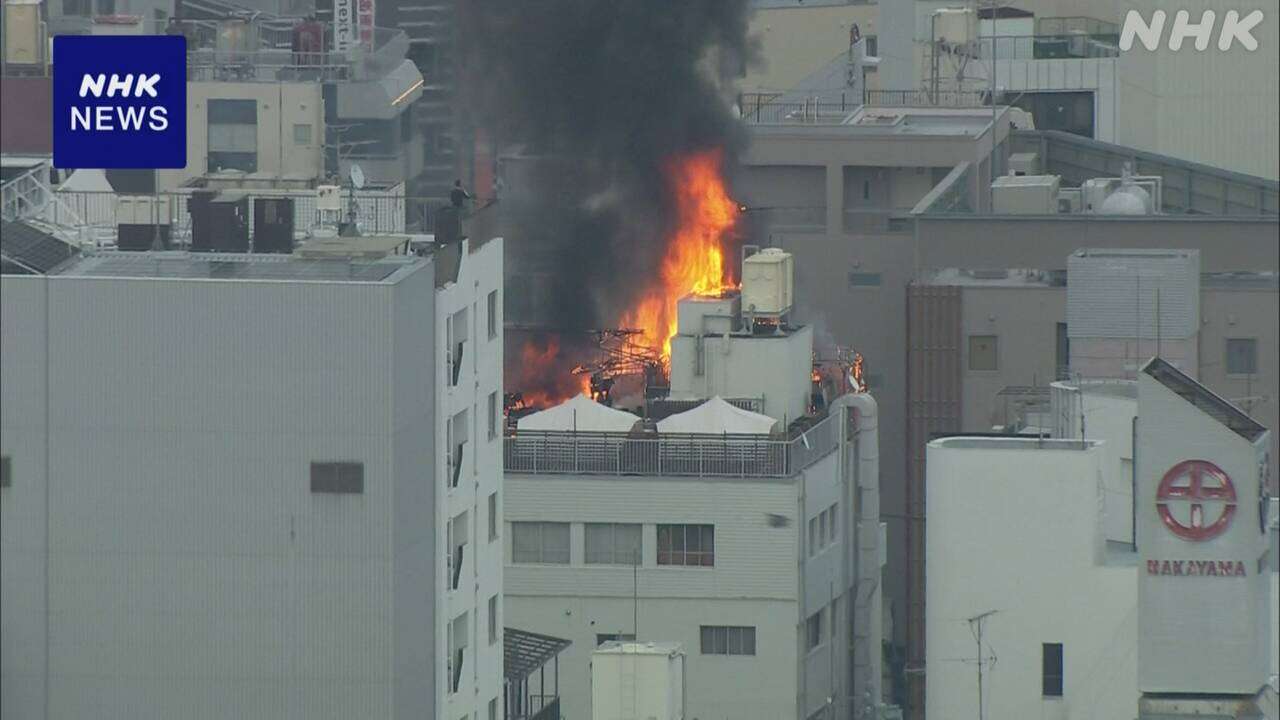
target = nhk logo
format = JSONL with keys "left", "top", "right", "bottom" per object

{"left": 54, "top": 35, "right": 187, "bottom": 169}
{"left": 72, "top": 74, "right": 170, "bottom": 132}
{"left": 1120, "top": 9, "right": 1265, "bottom": 51}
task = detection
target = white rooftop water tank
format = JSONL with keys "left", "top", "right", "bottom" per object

{"left": 1098, "top": 184, "right": 1152, "bottom": 215}
{"left": 741, "top": 248, "right": 794, "bottom": 316}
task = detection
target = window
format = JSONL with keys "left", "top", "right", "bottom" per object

{"left": 0, "top": 455, "right": 10, "bottom": 488}
{"left": 808, "top": 517, "right": 818, "bottom": 557}
{"left": 488, "top": 391, "right": 498, "bottom": 440}
{"left": 207, "top": 99, "right": 258, "bottom": 173}
{"left": 488, "top": 594, "right": 499, "bottom": 644}
{"left": 292, "top": 123, "right": 311, "bottom": 145}
{"left": 831, "top": 598, "right": 839, "bottom": 638}
{"left": 819, "top": 508, "right": 829, "bottom": 546}
{"left": 700, "top": 626, "right": 755, "bottom": 656}
{"left": 488, "top": 492, "right": 498, "bottom": 542}
{"left": 1042, "top": 642, "right": 1064, "bottom": 696}
{"left": 1226, "top": 338, "right": 1258, "bottom": 375}
{"left": 512, "top": 522, "right": 570, "bottom": 564}
{"left": 969, "top": 335, "right": 998, "bottom": 371}
{"left": 585, "top": 523, "right": 642, "bottom": 565}
{"left": 1056, "top": 322, "right": 1070, "bottom": 380}
{"left": 310, "top": 461, "right": 363, "bottom": 494}
{"left": 848, "top": 272, "right": 882, "bottom": 287}
{"left": 487, "top": 290, "right": 498, "bottom": 340}
{"left": 597, "top": 633, "right": 636, "bottom": 646}
{"left": 657, "top": 524, "right": 714, "bottom": 567}
{"left": 488, "top": 697, "right": 498, "bottom": 720}
{"left": 806, "top": 610, "right": 824, "bottom": 651}
{"left": 865, "top": 35, "right": 878, "bottom": 56}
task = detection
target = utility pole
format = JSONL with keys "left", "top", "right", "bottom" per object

{"left": 967, "top": 609, "right": 998, "bottom": 720}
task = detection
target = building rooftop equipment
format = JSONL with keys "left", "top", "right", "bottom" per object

{"left": 52, "top": 250, "right": 423, "bottom": 284}
{"left": 594, "top": 641, "right": 684, "bottom": 657}
{"left": 0, "top": 219, "right": 79, "bottom": 274}
{"left": 1141, "top": 357, "right": 1268, "bottom": 442}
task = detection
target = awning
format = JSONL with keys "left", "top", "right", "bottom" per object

{"left": 656, "top": 396, "right": 779, "bottom": 435}
{"left": 517, "top": 394, "right": 640, "bottom": 433}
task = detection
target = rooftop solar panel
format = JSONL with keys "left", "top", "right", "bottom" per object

{"left": 0, "top": 220, "right": 80, "bottom": 274}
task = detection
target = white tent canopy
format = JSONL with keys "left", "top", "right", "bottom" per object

{"left": 57, "top": 168, "right": 113, "bottom": 193}
{"left": 517, "top": 393, "right": 641, "bottom": 433}
{"left": 656, "top": 396, "right": 779, "bottom": 435}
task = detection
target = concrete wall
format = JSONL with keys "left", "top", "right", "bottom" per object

{"left": 743, "top": 3, "right": 879, "bottom": 95}
{"left": 504, "top": 473, "right": 801, "bottom": 720}
{"left": 435, "top": 238, "right": 505, "bottom": 720}
{"left": 0, "top": 265, "right": 438, "bottom": 720}
{"left": 926, "top": 438, "right": 1139, "bottom": 720}
{"left": 957, "top": 284, "right": 1065, "bottom": 430}
{"left": 158, "top": 82, "right": 325, "bottom": 191}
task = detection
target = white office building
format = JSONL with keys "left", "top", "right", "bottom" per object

{"left": 504, "top": 254, "right": 887, "bottom": 720}
{"left": 0, "top": 234, "right": 504, "bottom": 720}
{"left": 925, "top": 370, "right": 1279, "bottom": 720}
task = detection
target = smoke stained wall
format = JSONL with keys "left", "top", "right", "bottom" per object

{"left": 459, "top": 0, "right": 755, "bottom": 330}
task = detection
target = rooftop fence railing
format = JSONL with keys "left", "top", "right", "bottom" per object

{"left": 503, "top": 412, "right": 839, "bottom": 478}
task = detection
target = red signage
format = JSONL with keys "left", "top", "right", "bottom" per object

{"left": 357, "top": 0, "right": 375, "bottom": 49}
{"left": 1157, "top": 459, "right": 1236, "bottom": 541}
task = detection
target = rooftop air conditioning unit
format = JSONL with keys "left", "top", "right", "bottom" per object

{"left": 1008, "top": 152, "right": 1040, "bottom": 176}
{"left": 992, "top": 174, "right": 1060, "bottom": 215}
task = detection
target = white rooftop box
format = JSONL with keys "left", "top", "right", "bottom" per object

{"left": 741, "top": 248, "right": 794, "bottom": 316}
{"left": 992, "top": 174, "right": 1061, "bottom": 215}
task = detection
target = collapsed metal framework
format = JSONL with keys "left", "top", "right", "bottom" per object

{"left": 570, "top": 328, "right": 665, "bottom": 406}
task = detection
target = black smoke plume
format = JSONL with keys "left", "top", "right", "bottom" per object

{"left": 459, "top": 1, "right": 755, "bottom": 330}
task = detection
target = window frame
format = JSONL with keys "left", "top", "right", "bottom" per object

{"left": 805, "top": 610, "right": 824, "bottom": 652}
{"left": 511, "top": 521, "right": 570, "bottom": 564}
{"left": 488, "top": 492, "right": 498, "bottom": 542}
{"left": 309, "top": 461, "right": 364, "bottom": 494}
{"left": 699, "top": 625, "right": 756, "bottom": 656}
{"left": 968, "top": 334, "right": 999, "bottom": 372}
{"left": 0, "top": 455, "right": 11, "bottom": 488}
{"left": 487, "top": 391, "right": 498, "bottom": 441}
{"left": 657, "top": 524, "right": 715, "bottom": 567}
{"left": 1042, "top": 642, "right": 1064, "bottom": 697}
{"left": 487, "top": 290, "right": 498, "bottom": 340}
{"left": 584, "top": 522, "right": 642, "bottom": 566}
{"left": 1225, "top": 337, "right": 1258, "bottom": 376}
{"left": 488, "top": 594, "right": 499, "bottom": 645}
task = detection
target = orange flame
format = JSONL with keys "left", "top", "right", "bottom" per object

{"left": 623, "top": 148, "right": 740, "bottom": 360}
{"left": 516, "top": 336, "right": 589, "bottom": 408}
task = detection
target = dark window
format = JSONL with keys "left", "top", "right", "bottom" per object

{"left": 806, "top": 611, "right": 823, "bottom": 651}
{"left": 1226, "top": 338, "right": 1258, "bottom": 375}
{"left": 657, "top": 524, "right": 714, "bottom": 567}
{"left": 487, "top": 290, "right": 498, "bottom": 339}
{"left": 488, "top": 492, "right": 498, "bottom": 542}
{"left": 0, "top": 455, "right": 11, "bottom": 488}
{"left": 310, "top": 461, "right": 363, "bottom": 494}
{"left": 62, "top": 0, "right": 91, "bottom": 16}
{"left": 1056, "top": 322, "right": 1070, "bottom": 379}
{"left": 848, "top": 272, "right": 882, "bottom": 287}
{"left": 700, "top": 626, "right": 755, "bottom": 655}
{"left": 488, "top": 594, "right": 499, "bottom": 644}
{"left": 488, "top": 391, "right": 498, "bottom": 441}
{"left": 1012, "top": 91, "right": 1095, "bottom": 139}
{"left": 207, "top": 99, "right": 258, "bottom": 173}
{"left": 597, "top": 633, "right": 636, "bottom": 646}
{"left": 969, "top": 335, "right": 999, "bottom": 371}
{"left": 1042, "top": 642, "right": 1064, "bottom": 696}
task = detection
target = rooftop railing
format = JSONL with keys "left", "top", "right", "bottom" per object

{"left": 977, "top": 33, "right": 1119, "bottom": 61}
{"left": 503, "top": 412, "right": 839, "bottom": 478}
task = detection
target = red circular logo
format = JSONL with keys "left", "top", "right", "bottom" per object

{"left": 1156, "top": 459, "right": 1236, "bottom": 541}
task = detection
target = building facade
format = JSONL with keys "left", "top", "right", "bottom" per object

{"left": 0, "top": 237, "right": 504, "bottom": 719}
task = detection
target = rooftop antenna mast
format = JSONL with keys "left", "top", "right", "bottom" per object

{"left": 967, "top": 609, "right": 998, "bottom": 720}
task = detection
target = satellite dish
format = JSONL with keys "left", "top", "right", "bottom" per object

{"left": 349, "top": 163, "right": 365, "bottom": 190}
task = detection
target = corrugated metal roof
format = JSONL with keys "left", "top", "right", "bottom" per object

{"left": 504, "top": 627, "right": 570, "bottom": 681}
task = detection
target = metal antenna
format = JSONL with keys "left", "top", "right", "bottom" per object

{"left": 967, "top": 609, "right": 999, "bottom": 720}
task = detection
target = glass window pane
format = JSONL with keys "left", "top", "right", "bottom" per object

{"left": 727, "top": 627, "right": 742, "bottom": 655}
{"left": 512, "top": 522, "right": 538, "bottom": 563}
{"left": 544, "top": 522, "right": 569, "bottom": 563}
{"left": 743, "top": 627, "right": 756, "bottom": 655}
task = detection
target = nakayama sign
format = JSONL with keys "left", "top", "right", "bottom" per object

{"left": 53, "top": 35, "right": 187, "bottom": 169}
{"left": 1148, "top": 459, "right": 1249, "bottom": 578}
